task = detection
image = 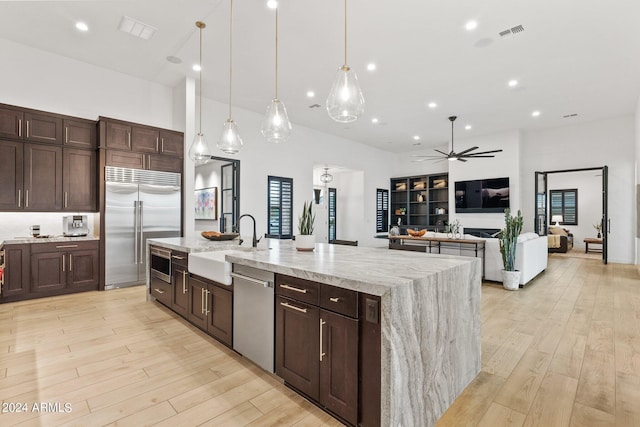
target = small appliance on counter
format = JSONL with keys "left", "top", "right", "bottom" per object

{"left": 63, "top": 215, "right": 89, "bottom": 237}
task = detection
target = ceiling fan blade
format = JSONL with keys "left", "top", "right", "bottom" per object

{"left": 465, "top": 149, "right": 503, "bottom": 156}
{"left": 434, "top": 149, "right": 450, "bottom": 156}
{"left": 459, "top": 155, "right": 496, "bottom": 158}
{"left": 412, "top": 154, "right": 445, "bottom": 158}
{"left": 455, "top": 146, "right": 479, "bottom": 156}
{"left": 457, "top": 157, "right": 467, "bottom": 162}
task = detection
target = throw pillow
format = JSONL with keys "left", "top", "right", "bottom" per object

{"left": 549, "top": 226, "right": 568, "bottom": 236}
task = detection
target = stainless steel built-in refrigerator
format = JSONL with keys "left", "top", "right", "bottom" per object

{"left": 105, "top": 166, "right": 181, "bottom": 289}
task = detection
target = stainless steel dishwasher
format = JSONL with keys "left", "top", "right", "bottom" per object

{"left": 231, "top": 264, "right": 275, "bottom": 373}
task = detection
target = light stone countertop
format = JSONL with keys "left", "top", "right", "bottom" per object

{"left": 146, "top": 236, "right": 247, "bottom": 253}
{"left": 1, "top": 236, "right": 99, "bottom": 246}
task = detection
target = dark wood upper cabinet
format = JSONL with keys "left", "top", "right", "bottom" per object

{"left": 131, "top": 126, "right": 160, "bottom": 153}
{"left": 0, "top": 140, "right": 24, "bottom": 210}
{"left": 160, "top": 130, "right": 184, "bottom": 158}
{"left": 105, "top": 121, "right": 132, "bottom": 150}
{"left": 64, "top": 119, "right": 96, "bottom": 149}
{"left": 147, "top": 154, "right": 182, "bottom": 173}
{"left": 24, "top": 143, "right": 63, "bottom": 211}
{"left": 63, "top": 148, "right": 96, "bottom": 211}
{"left": 24, "top": 112, "right": 63, "bottom": 144}
{"left": 0, "top": 107, "right": 24, "bottom": 140}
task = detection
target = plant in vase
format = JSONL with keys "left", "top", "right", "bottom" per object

{"left": 593, "top": 222, "right": 602, "bottom": 238}
{"left": 296, "top": 200, "right": 316, "bottom": 251}
{"left": 498, "top": 208, "right": 523, "bottom": 290}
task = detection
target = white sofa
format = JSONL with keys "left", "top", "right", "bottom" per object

{"left": 420, "top": 231, "right": 548, "bottom": 286}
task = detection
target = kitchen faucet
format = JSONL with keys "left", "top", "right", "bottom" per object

{"left": 237, "top": 214, "right": 261, "bottom": 247}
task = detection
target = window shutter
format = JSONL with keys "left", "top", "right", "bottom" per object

{"left": 267, "top": 176, "right": 293, "bottom": 239}
{"left": 376, "top": 188, "right": 389, "bottom": 232}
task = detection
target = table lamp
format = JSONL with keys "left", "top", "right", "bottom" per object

{"left": 551, "top": 215, "right": 563, "bottom": 227}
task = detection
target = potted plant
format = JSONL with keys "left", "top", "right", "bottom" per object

{"left": 593, "top": 222, "right": 602, "bottom": 238}
{"left": 296, "top": 200, "right": 316, "bottom": 251}
{"left": 498, "top": 208, "right": 523, "bottom": 290}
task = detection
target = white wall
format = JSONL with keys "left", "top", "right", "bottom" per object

{"left": 547, "top": 170, "right": 603, "bottom": 251}
{"left": 521, "top": 116, "right": 636, "bottom": 264}
{"left": 194, "top": 159, "right": 225, "bottom": 233}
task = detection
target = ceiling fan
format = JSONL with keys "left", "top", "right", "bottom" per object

{"left": 413, "top": 116, "right": 503, "bottom": 162}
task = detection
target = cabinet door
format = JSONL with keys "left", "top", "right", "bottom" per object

{"left": 105, "top": 150, "right": 144, "bottom": 169}
{"left": 1, "top": 244, "right": 30, "bottom": 299}
{"left": 131, "top": 126, "right": 159, "bottom": 154}
{"left": 64, "top": 119, "right": 96, "bottom": 149}
{"left": 275, "top": 295, "right": 320, "bottom": 401}
{"left": 172, "top": 266, "right": 189, "bottom": 318}
{"left": 24, "top": 112, "right": 63, "bottom": 144}
{"left": 24, "top": 143, "right": 63, "bottom": 211}
{"left": 207, "top": 284, "right": 233, "bottom": 346}
{"left": 159, "top": 131, "right": 184, "bottom": 158}
{"left": 0, "top": 140, "right": 24, "bottom": 210}
{"left": 31, "top": 251, "right": 65, "bottom": 293}
{"left": 105, "top": 121, "right": 132, "bottom": 150}
{"left": 67, "top": 249, "right": 99, "bottom": 289}
{"left": 0, "top": 107, "right": 23, "bottom": 140}
{"left": 319, "top": 310, "right": 359, "bottom": 426}
{"left": 147, "top": 154, "right": 181, "bottom": 173}
{"left": 63, "top": 148, "right": 96, "bottom": 211}
{"left": 187, "top": 276, "right": 208, "bottom": 330}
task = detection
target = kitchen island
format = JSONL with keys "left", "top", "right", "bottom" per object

{"left": 147, "top": 237, "right": 481, "bottom": 427}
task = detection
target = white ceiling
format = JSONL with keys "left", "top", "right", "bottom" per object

{"left": 1, "top": 0, "right": 639, "bottom": 153}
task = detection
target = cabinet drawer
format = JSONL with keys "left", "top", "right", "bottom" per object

{"left": 106, "top": 149, "right": 144, "bottom": 169}
{"left": 320, "top": 284, "right": 358, "bottom": 318}
{"left": 150, "top": 276, "right": 171, "bottom": 306}
{"left": 171, "top": 250, "right": 188, "bottom": 268}
{"left": 31, "top": 240, "right": 98, "bottom": 253}
{"left": 276, "top": 274, "right": 319, "bottom": 305}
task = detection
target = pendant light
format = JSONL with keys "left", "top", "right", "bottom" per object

{"left": 320, "top": 167, "right": 333, "bottom": 184}
{"left": 217, "top": 0, "right": 243, "bottom": 154}
{"left": 188, "top": 21, "right": 212, "bottom": 164}
{"left": 261, "top": 4, "right": 292, "bottom": 143}
{"left": 326, "top": 0, "right": 364, "bottom": 123}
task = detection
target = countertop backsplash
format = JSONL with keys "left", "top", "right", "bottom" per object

{"left": 0, "top": 212, "right": 98, "bottom": 242}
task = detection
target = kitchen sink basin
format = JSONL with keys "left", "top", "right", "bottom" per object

{"left": 188, "top": 250, "right": 243, "bottom": 285}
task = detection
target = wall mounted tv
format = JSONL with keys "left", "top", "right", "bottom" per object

{"left": 455, "top": 177, "right": 510, "bottom": 213}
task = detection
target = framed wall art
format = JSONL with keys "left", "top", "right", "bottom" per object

{"left": 195, "top": 187, "right": 218, "bottom": 220}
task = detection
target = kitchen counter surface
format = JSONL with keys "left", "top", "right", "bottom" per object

{"left": 146, "top": 236, "right": 247, "bottom": 253}
{"left": 1, "top": 235, "right": 99, "bottom": 246}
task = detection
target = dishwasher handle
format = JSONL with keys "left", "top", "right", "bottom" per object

{"left": 230, "top": 272, "right": 273, "bottom": 288}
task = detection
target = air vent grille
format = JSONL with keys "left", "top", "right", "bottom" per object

{"left": 563, "top": 113, "right": 579, "bottom": 118}
{"left": 106, "top": 166, "right": 180, "bottom": 186}
{"left": 309, "top": 104, "right": 321, "bottom": 109}
{"left": 499, "top": 24, "right": 525, "bottom": 38}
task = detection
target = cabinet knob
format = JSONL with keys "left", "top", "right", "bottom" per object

{"left": 329, "top": 297, "right": 340, "bottom": 303}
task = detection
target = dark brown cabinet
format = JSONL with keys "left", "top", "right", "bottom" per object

{"left": 24, "top": 143, "right": 63, "bottom": 211}
{"left": 63, "top": 148, "right": 96, "bottom": 211}
{"left": 390, "top": 173, "right": 448, "bottom": 232}
{"left": 159, "top": 130, "right": 183, "bottom": 158}
{"left": 171, "top": 251, "right": 189, "bottom": 318}
{"left": 105, "top": 121, "right": 132, "bottom": 150}
{"left": 275, "top": 275, "right": 359, "bottom": 426}
{"left": 0, "top": 244, "right": 30, "bottom": 300}
{"left": 31, "top": 241, "right": 99, "bottom": 295}
{"left": 24, "top": 112, "right": 63, "bottom": 144}
{"left": 131, "top": 126, "right": 159, "bottom": 153}
{"left": 0, "top": 106, "right": 23, "bottom": 140}
{"left": 64, "top": 119, "right": 96, "bottom": 149}
{"left": 187, "top": 275, "right": 233, "bottom": 347}
{"left": 0, "top": 140, "right": 24, "bottom": 210}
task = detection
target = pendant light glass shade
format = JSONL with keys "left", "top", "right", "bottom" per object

{"left": 188, "top": 21, "right": 212, "bottom": 164}
{"left": 320, "top": 167, "right": 333, "bottom": 184}
{"left": 326, "top": 65, "right": 364, "bottom": 123}
{"left": 262, "top": 99, "right": 292, "bottom": 143}
{"left": 218, "top": 118, "right": 243, "bottom": 154}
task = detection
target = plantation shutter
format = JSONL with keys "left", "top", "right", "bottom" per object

{"left": 549, "top": 189, "right": 578, "bottom": 226}
{"left": 376, "top": 188, "right": 389, "bottom": 232}
{"left": 267, "top": 176, "right": 293, "bottom": 239}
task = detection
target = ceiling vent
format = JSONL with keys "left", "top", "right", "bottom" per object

{"left": 309, "top": 104, "right": 321, "bottom": 108}
{"left": 563, "top": 113, "right": 578, "bottom": 118}
{"left": 118, "top": 16, "right": 157, "bottom": 40}
{"left": 499, "top": 25, "right": 525, "bottom": 38}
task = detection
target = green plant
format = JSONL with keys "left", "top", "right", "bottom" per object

{"left": 498, "top": 208, "right": 523, "bottom": 271}
{"left": 298, "top": 200, "right": 315, "bottom": 235}
{"left": 593, "top": 222, "right": 602, "bottom": 233}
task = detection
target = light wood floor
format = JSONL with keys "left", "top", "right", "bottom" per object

{"left": 0, "top": 257, "right": 638, "bottom": 426}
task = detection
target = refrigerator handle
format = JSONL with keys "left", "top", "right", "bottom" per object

{"left": 139, "top": 201, "right": 144, "bottom": 264}
{"left": 133, "top": 201, "right": 139, "bottom": 264}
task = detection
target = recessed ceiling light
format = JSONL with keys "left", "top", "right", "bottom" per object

{"left": 428, "top": 102, "right": 437, "bottom": 109}
{"left": 508, "top": 79, "right": 518, "bottom": 87}
{"left": 532, "top": 110, "right": 541, "bottom": 117}
{"left": 75, "top": 22, "right": 89, "bottom": 32}
{"left": 413, "top": 135, "right": 420, "bottom": 141}
{"left": 371, "top": 118, "right": 379, "bottom": 124}
{"left": 366, "top": 63, "right": 376, "bottom": 71}
{"left": 465, "top": 21, "right": 478, "bottom": 31}
{"left": 192, "top": 64, "right": 201, "bottom": 72}
{"left": 306, "top": 90, "right": 315, "bottom": 98}
{"left": 465, "top": 125, "right": 472, "bottom": 130}
{"left": 267, "top": 0, "right": 278, "bottom": 9}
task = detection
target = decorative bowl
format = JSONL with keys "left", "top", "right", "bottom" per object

{"left": 200, "top": 231, "right": 239, "bottom": 241}
{"left": 407, "top": 229, "right": 426, "bottom": 237}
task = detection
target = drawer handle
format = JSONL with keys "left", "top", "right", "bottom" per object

{"left": 329, "top": 297, "right": 340, "bottom": 303}
{"left": 280, "top": 284, "right": 307, "bottom": 294}
{"left": 56, "top": 245, "right": 78, "bottom": 248}
{"left": 320, "top": 318, "right": 326, "bottom": 362}
{"left": 280, "top": 301, "right": 307, "bottom": 314}
{"left": 171, "top": 255, "right": 185, "bottom": 260}
{"left": 154, "top": 288, "right": 165, "bottom": 294}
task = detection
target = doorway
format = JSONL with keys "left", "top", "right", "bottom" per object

{"left": 535, "top": 166, "right": 608, "bottom": 264}
{"left": 194, "top": 156, "right": 240, "bottom": 234}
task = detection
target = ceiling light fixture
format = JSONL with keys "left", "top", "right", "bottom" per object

{"left": 508, "top": 79, "right": 518, "bottom": 87}
{"left": 465, "top": 124, "right": 472, "bottom": 130}
{"left": 188, "top": 21, "right": 212, "bottom": 164}
{"left": 366, "top": 63, "right": 376, "bottom": 71}
{"left": 192, "top": 64, "right": 201, "bottom": 72}
{"left": 320, "top": 167, "right": 333, "bottom": 184}
{"left": 326, "top": 0, "right": 364, "bottom": 123}
{"left": 413, "top": 135, "right": 420, "bottom": 140}
{"left": 261, "top": 3, "right": 292, "bottom": 144}
{"left": 532, "top": 110, "right": 541, "bottom": 117}
{"left": 428, "top": 102, "right": 437, "bottom": 109}
{"left": 306, "top": 90, "right": 315, "bottom": 98}
{"left": 217, "top": 0, "right": 243, "bottom": 154}
{"left": 465, "top": 20, "right": 478, "bottom": 31}
{"left": 75, "top": 22, "right": 89, "bottom": 32}
{"left": 371, "top": 118, "right": 379, "bottom": 123}
{"left": 267, "top": 0, "right": 278, "bottom": 9}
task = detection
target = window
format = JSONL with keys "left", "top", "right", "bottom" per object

{"left": 376, "top": 188, "right": 389, "bottom": 232}
{"left": 267, "top": 176, "right": 293, "bottom": 239}
{"left": 328, "top": 188, "right": 337, "bottom": 241}
{"left": 550, "top": 189, "right": 577, "bottom": 225}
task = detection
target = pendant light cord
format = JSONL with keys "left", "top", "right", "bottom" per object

{"left": 344, "top": 0, "right": 348, "bottom": 66}
{"left": 275, "top": 8, "right": 279, "bottom": 99}
{"left": 451, "top": 119, "right": 454, "bottom": 151}
{"left": 198, "top": 22, "right": 203, "bottom": 134}
{"left": 228, "top": 0, "right": 233, "bottom": 120}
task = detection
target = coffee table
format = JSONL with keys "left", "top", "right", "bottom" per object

{"left": 583, "top": 237, "right": 603, "bottom": 253}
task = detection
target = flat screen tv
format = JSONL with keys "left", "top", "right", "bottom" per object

{"left": 455, "top": 177, "right": 510, "bottom": 213}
